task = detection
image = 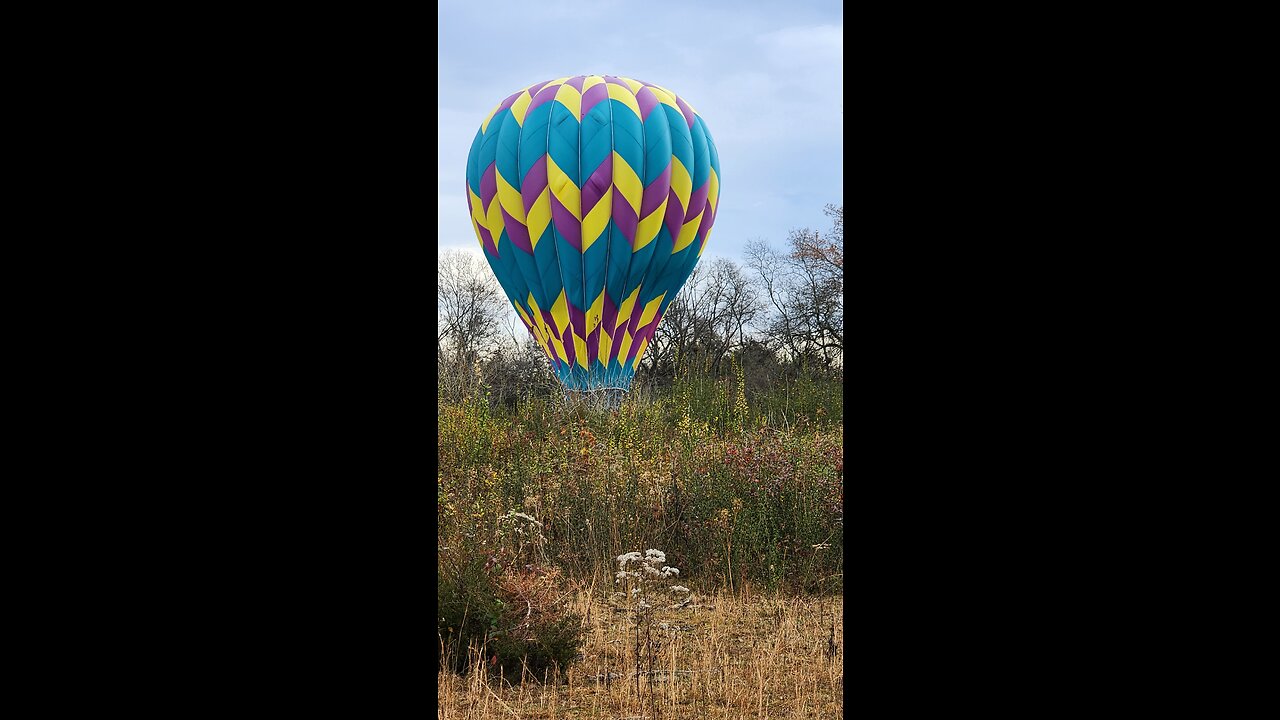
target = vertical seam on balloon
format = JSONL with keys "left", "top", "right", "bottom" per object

{"left": 630, "top": 80, "right": 671, "bottom": 372}
{"left": 608, "top": 76, "right": 637, "bottom": 381}
{"left": 663, "top": 114, "right": 709, "bottom": 330}
{"left": 509, "top": 100, "right": 552, "bottom": 374}
{"left": 647, "top": 96, "right": 685, "bottom": 355}
{"left": 701, "top": 124, "right": 720, "bottom": 258}
{"left": 617, "top": 78, "right": 652, "bottom": 371}
{"left": 543, "top": 89, "right": 570, "bottom": 389}
{"left": 634, "top": 76, "right": 647, "bottom": 379}
{"left": 481, "top": 109, "right": 541, "bottom": 371}
{"left": 634, "top": 83, "right": 672, "bottom": 361}
{"left": 603, "top": 76, "right": 616, "bottom": 385}
{"left": 577, "top": 78, "right": 590, "bottom": 391}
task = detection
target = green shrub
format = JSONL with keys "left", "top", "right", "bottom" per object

{"left": 437, "top": 369, "right": 844, "bottom": 596}
{"left": 437, "top": 552, "right": 500, "bottom": 675}
{"left": 437, "top": 512, "right": 586, "bottom": 682}
{"left": 486, "top": 588, "right": 585, "bottom": 681}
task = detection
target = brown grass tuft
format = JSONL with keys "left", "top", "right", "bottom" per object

{"left": 438, "top": 588, "right": 843, "bottom": 719}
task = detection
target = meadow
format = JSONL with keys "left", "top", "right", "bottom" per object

{"left": 438, "top": 589, "right": 843, "bottom": 719}
{"left": 437, "top": 368, "right": 844, "bottom": 718}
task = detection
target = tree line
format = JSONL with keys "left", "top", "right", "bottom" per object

{"left": 438, "top": 205, "right": 843, "bottom": 406}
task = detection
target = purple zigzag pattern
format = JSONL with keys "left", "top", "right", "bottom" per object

{"left": 582, "top": 154, "right": 612, "bottom": 220}
{"left": 636, "top": 85, "right": 660, "bottom": 121}
{"left": 663, "top": 184, "right": 686, "bottom": 248}
{"left": 611, "top": 181, "right": 638, "bottom": 249}
{"left": 698, "top": 194, "right": 717, "bottom": 253}
{"left": 527, "top": 82, "right": 559, "bottom": 114}
{"left": 685, "top": 180, "right": 710, "bottom": 225}
{"left": 550, "top": 192, "right": 581, "bottom": 251}
{"left": 521, "top": 155, "right": 548, "bottom": 221}
{"left": 580, "top": 82, "right": 608, "bottom": 119}
{"left": 641, "top": 164, "right": 672, "bottom": 219}
{"left": 539, "top": 307, "right": 569, "bottom": 370}
{"left": 589, "top": 292, "right": 619, "bottom": 369}
{"left": 626, "top": 310, "right": 665, "bottom": 365}
{"left": 467, "top": 75, "right": 718, "bottom": 384}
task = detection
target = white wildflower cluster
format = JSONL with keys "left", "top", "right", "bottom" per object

{"left": 616, "top": 551, "right": 642, "bottom": 574}
{"left": 500, "top": 510, "right": 544, "bottom": 535}
{"left": 613, "top": 548, "right": 690, "bottom": 610}
{"left": 609, "top": 547, "right": 694, "bottom": 679}
{"left": 615, "top": 549, "right": 680, "bottom": 583}
{"left": 497, "top": 510, "right": 547, "bottom": 565}
{"left": 498, "top": 510, "right": 545, "bottom": 538}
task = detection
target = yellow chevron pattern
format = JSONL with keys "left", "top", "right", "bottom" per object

{"left": 464, "top": 75, "right": 721, "bottom": 391}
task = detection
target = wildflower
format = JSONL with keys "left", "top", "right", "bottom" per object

{"left": 669, "top": 585, "right": 690, "bottom": 594}
{"left": 617, "top": 551, "right": 642, "bottom": 566}
{"left": 500, "top": 510, "right": 543, "bottom": 527}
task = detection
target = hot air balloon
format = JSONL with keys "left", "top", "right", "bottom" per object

{"left": 464, "top": 75, "right": 720, "bottom": 405}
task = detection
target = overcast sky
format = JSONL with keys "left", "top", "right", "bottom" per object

{"left": 437, "top": 0, "right": 843, "bottom": 266}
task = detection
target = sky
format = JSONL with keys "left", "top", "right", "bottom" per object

{"left": 437, "top": 0, "right": 843, "bottom": 266}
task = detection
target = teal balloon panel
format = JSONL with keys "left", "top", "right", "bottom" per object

{"left": 465, "top": 75, "right": 721, "bottom": 392}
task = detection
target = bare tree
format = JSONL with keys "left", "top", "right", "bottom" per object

{"left": 639, "top": 264, "right": 704, "bottom": 381}
{"left": 744, "top": 239, "right": 801, "bottom": 361}
{"left": 791, "top": 204, "right": 843, "bottom": 287}
{"left": 438, "top": 205, "right": 844, "bottom": 401}
{"left": 744, "top": 205, "right": 844, "bottom": 371}
{"left": 643, "top": 257, "right": 762, "bottom": 379}
{"left": 700, "top": 257, "right": 762, "bottom": 371}
{"left": 438, "top": 249, "right": 507, "bottom": 396}
{"left": 482, "top": 334, "right": 558, "bottom": 409}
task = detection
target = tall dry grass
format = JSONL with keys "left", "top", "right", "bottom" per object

{"left": 437, "top": 393, "right": 843, "bottom": 594}
{"left": 438, "top": 588, "right": 843, "bottom": 719}
{"left": 438, "top": 361, "right": 845, "bottom": 715}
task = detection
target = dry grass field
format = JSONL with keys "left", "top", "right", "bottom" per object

{"left": 438, "top": 586, "right": 844, "bottom": 719}
{"left": 437, "top": 380, "right": 843, "bottom": 718}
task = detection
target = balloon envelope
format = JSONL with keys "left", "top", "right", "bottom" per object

{"left": 465, "top": 75, "right": 720, "bottom": 393}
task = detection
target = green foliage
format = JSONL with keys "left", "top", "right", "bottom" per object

{"left": 437, "top": 552, "right": 501, "bottom": 675}
{"left": 487, "top": 613, "right": 585, "bottom": 681}
{"left": 438, "top": 368, "right": 844, "bottom": 596}
{"left": 437, "top": 513, "right": 587, "bottom": 681}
